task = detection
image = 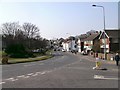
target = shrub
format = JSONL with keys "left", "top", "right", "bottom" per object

{"left": 5, "top": 44, "right": 34, "bottom": 58}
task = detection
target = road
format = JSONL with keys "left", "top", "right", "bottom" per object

{"left": 1, "top": 51, "right": 119, "bottom": 88}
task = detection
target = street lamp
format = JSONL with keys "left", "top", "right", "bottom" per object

{"left": 92, "top": 4, "right": 106, "bottom": 60}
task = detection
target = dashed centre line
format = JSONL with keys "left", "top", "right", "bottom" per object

{"left": 41, "top": 72, "right": 46, "bottom": 75}
{"left": 0, "top": 82, "right": 5, "bottom": 84}
{"left": 11, "top": 79, "right": 18, "bottom": 81}
{"left": 17, "top": 75, "right": 25, "bottom": 78}
{"left": 31, "top": 74, "right": 38, "bottom": 77}
{"left": 5, "top": 78, "right": 14, "bottom": 80}
{"left": 23, "top": 76, "right": 30, "bottom": 78}
{"left": 2, "top": 71, "right": 51, "bottom": 85}
{"left": 27, "top": 73, "right": 34, "bottom": 76}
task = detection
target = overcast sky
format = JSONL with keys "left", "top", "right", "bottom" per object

{"left": 0, "top": 1, "right": 118, "bottom": 39}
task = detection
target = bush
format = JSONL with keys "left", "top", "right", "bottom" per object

{"left": 5, "top": 44, "right": 34, "bottom": 58}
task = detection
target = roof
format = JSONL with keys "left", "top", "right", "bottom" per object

{"left": 82, "top": 33, "right": 100, "bottom": 41}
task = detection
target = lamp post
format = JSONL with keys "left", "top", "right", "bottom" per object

{"left": 92, "top": 4, "right": 106, "bottom": 60}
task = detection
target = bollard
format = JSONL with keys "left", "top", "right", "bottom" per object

{"left": 96, "top": 61, "right": 101, "bottom": 68}
{"left": 93, "top": 53, "right": 101, "bottom": 69}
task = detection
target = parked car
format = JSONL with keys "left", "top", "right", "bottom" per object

{"left": 81, "top": 51, "right": 88, "bottom": 55}
{"left": 62, "top": 49, "right": 65, "bottom": 52}
{"left": 71, "top": 50, "right": 77, "bottom": 54}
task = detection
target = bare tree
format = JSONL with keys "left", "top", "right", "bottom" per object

{"left": 1, "top": 22, "right": 21, "bottom": 39}
{"left": 22, "top": 23, "right": 40, "bottom": 49}
{"left": 22, "top": 23, "right": 40, "bottom": 39}
{"left": 1, "top": 22, "right": 23, "bottom": 48}
{"left": 1, "top": 22, "right": 49, "bottom": 57}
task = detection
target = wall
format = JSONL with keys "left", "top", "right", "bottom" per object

{"left": 97, "top": 53, "right": 114, "bottom": 60}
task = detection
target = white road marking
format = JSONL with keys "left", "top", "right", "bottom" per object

{"left": 17, "top": 75, "right": 25, "bottom": 78}
{"left": 27, "top": 73, "right": 34, "bottom": 76}
{"left": 11, "top": 79, "right": 18, "bottom": 81}
{"left": 45, "top": 71, "right": 52, "bottom": 73}
{"left": 5, "top": 78, "right": 18, "bottom": 82}
{"left": 31, "top": 74, "right": 38, "bottom": 76}
{"left": 23, "top": 76, "right": 30, "bottom": 78}
{"left": 5, "top": 78, "right": 14, "bottom": 80}
{"left": 94, "top": 75, "right": 118, "bottom": 80}
{"left": 36, "top": 72, "right": 42, "bottom": 74}
{"left": 94, "top": 75, "right": 104, "bottom": 79}
{"left": 36, "top": 70, "right": 52, "bottom": 74}
{"left": 3, "top": 70, "right": 53, "bottom": 83}
{"left": 102, "top": 78, "right": 118, "bottom": 80}
{"left": 41, "top": 72, "right": 46, "bottom": 75}
{"left": 0, "top": 82, "right": 5, "bottom": 84}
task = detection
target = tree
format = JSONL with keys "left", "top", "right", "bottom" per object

{"left": 1, "top": 22, "right": 21, "bottom": 39}
{"left": 1, "top": 22, "right": 49, "bottom": 58}
{"left": 1, "top": 22, "right": 23, "bottom": 46}
{"left": 22, "top": 23, "right": 40, "bottom": 39}
{"left": 22, "top": 23, "right": 40, "bottom": 49}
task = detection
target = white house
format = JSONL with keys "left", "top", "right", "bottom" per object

{"left": 77, "top": 39, "right": 81, "bottom": 52}
{"left": 83, "top": 33, "right": 100, "bottom": 53}
{"left": 62, "top": 40, "right": 70, "bottom": 51}
{"left": 62, "top": 37, "right": 77, "bottom": 52}
{"left": 77, "top": 33, "right": 100, "bottom": 53}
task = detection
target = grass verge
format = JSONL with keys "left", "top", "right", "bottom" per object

{"left": 1, "top": 55, "right": 53, "bottom": 65}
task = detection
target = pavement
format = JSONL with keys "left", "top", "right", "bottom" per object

{"left": 76, "top": 53, "right": 116, "bottom": 65}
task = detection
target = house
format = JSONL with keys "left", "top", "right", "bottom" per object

{"left": 84, "top": 33, "right": 100, "bottom": 53}
{"left": 62, "top": 36, "right": 78, "bottom": 52}
{"left": 77, "top": 39, "right": 81, "bottom": 52}
{"left": 77, "top": 34, "right": 88, "bottom": 53}
{"left": 77, "top": 33, "right": 100, "bottom": 53}
{"left": 77, "top": 38, "right": 86, "bottom": 53}
{"left": 62, "top": 39, "right": 70, "bottom": 51}
{"left": 99, "top": 29, "right": 120, "bottom": 53}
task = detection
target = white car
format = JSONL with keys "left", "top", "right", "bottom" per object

{"left": 81, "top": 51, "right": 88, "bottom": 55}
{"left": 62, "top": 49, "right": 65, "bottom": 52}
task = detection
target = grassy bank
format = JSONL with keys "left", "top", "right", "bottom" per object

{"left": 0, "top": 55, "right": 53, "bottom": 64}
{"left": 0, "top": 51, "right": 2, "bottom": 55}
{"left": 0, "top": 51, "right": 3, "bottom": 60}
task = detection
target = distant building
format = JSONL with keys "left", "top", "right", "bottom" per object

{"left": 62, "top": 39, "right": 70, "bottom": 51}
{"left": 77, "top": 39, "right": 81, "bottom": 52}
{"left": 62, "top": 37, "right": 77, "bottom": 52}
